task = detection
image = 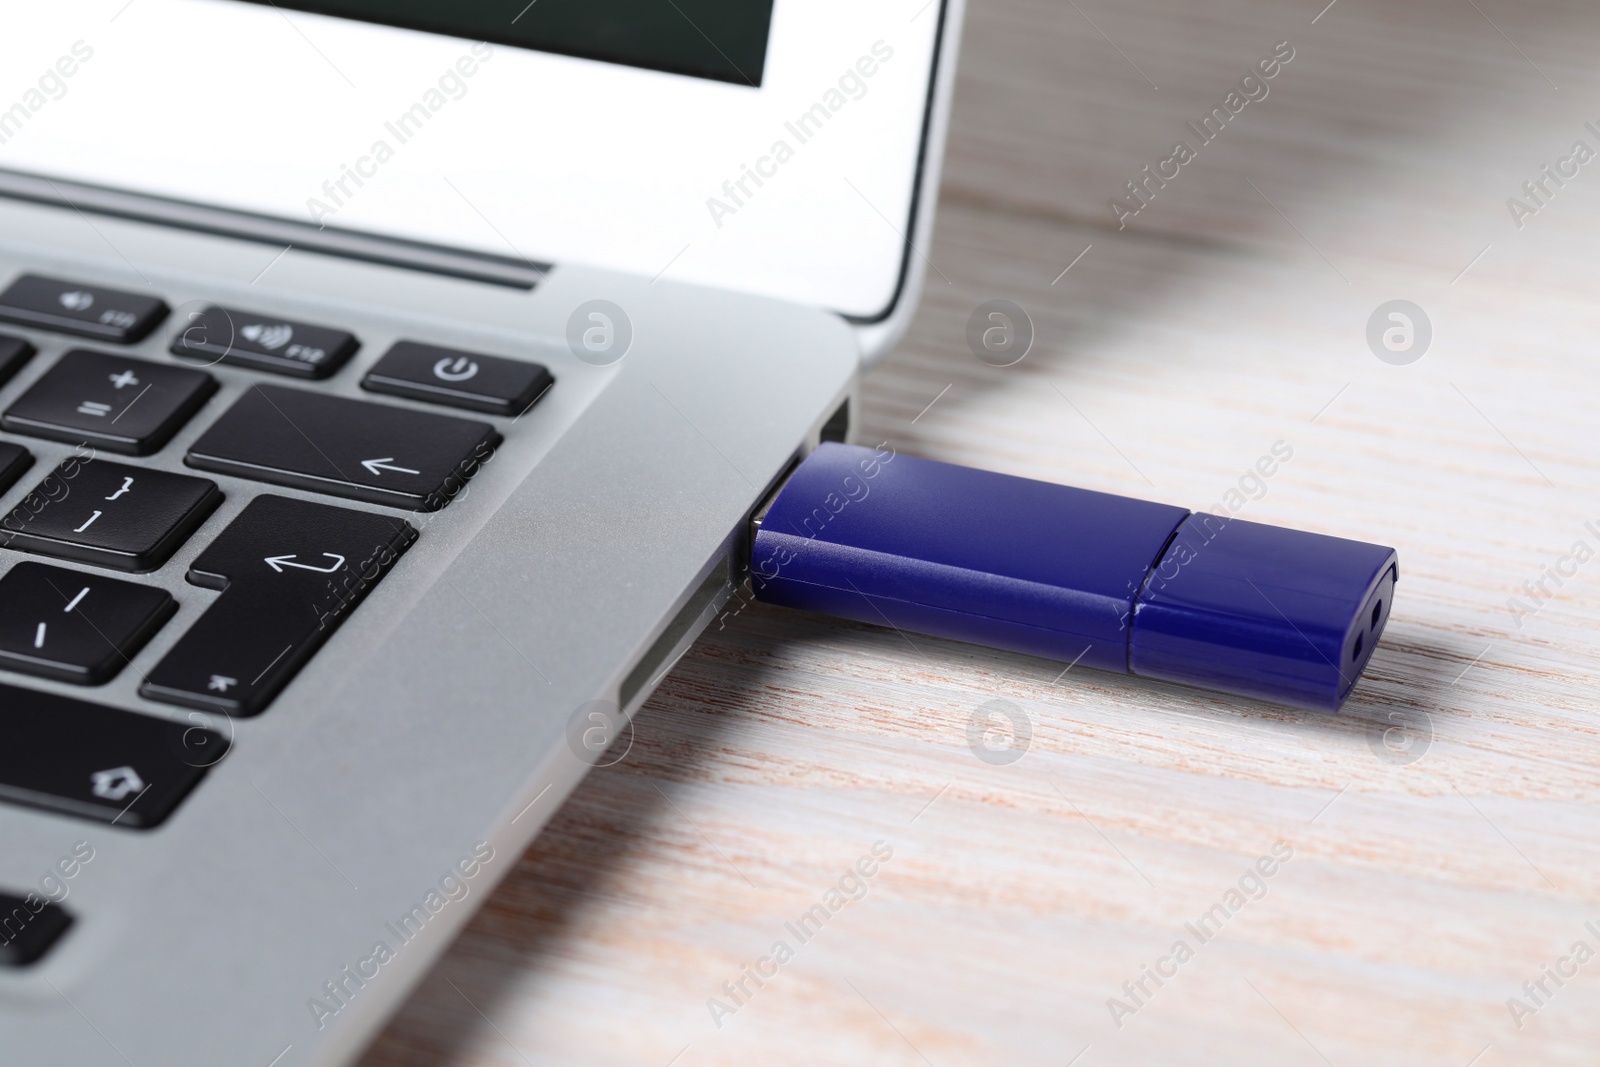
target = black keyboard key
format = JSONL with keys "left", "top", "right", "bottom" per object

{"left": 0, "top": 683, "right": 224, "bottom": 827}
{"left": 0, "top": 892, "right": 73, "bottom": 967}
{"left": 186, "top": 385, "right": 498, "bottom": 512}
{"left": 171, "top": 306, "right": 359, "bottom": 379}
{"left": 362, "top": 341, "right": 554, "bottom": 416}
{"left": 1, "top": 350, "right": 217, "bottom": 455}
{"left": 0, "top": 563, "right": 176, "bottom": 684}
{"left": 0, "top": 443, "right": 32, "bottom": 496}
{"left": 0, "top": 459, "right": 222, "bottom": 572}
{"left": 0, "top": 275, "right": 167, "bottom": 343}
{"left": 141, "top": 495, "right": 416, "bottom": 716}
{"left": 0, "top": 333, "right": 35, "bottom": 387}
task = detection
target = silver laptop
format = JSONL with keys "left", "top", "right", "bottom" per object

{"left": 0, "top": 2, "right": 963, "bottom": 1063}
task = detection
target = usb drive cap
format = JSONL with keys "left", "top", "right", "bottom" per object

{"left": 750, "top": 443, "right": 1397, "bottom": 712}
{"left": 1132, "top": 512, "right": 1397, "bottom": 712}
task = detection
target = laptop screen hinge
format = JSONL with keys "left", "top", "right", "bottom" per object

{"left": 0, "top": 166, "right": 549, "bottom": 291}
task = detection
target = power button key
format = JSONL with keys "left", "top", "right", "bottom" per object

{"left": 360, "top": 341, "right": 553, "bottom": 417}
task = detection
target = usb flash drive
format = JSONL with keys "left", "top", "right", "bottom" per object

{"left": 749, "top": 443, "right": 1397, "bottom": 712}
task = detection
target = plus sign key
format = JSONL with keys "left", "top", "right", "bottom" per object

{"left": 141, "top": 496, "right": 417, "bottom": 716}
{"left": 1, "top": 350, "right": 217, "bottom": 455}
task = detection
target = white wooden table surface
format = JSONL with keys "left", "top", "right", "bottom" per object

{"left": 363, "top": 0, "right": 1600, "bottom": 1063}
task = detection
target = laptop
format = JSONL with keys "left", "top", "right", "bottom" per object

{"left": 0, "top": 1, "right": 963, "bottom": 1063}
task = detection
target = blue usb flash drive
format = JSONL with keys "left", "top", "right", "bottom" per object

{"left": 749, "top": 443, "right": 1398, "bottom": 712}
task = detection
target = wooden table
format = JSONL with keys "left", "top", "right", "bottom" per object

{"left": 364, "top": 0, "right": 1600, "bottom": 1063}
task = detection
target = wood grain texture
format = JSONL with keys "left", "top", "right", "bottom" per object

{"left": 363, "top": 0, "right": 1600, "bottom": 1063}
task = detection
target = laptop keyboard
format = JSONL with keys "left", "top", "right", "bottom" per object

{"left": 0, "top": 272, "right": 554, "bottom": 857}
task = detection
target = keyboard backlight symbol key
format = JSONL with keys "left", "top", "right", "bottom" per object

{"left": 58, "top": 290, "right": 94, "bottom": 312}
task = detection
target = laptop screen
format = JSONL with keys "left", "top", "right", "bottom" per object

{"left": 235, "top": 0, "right": 777, "bottom": 85}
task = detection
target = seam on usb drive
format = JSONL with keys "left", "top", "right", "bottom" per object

{"left": 1125, "top": 512, "right": 1193, "bottom": 672}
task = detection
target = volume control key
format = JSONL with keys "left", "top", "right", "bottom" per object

{"left": 171, "top": 306, "right": 359, "bottom": 379}
{"left": 0, "top": 275, "right": 168, "bottom": 343}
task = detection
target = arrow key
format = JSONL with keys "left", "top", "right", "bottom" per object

{"left": 140, "top": 495, "right": 417, "bottom": 716}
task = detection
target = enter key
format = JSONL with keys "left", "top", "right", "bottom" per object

{"left": 140, "top": 495, "right": 417, "bottom": 716}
